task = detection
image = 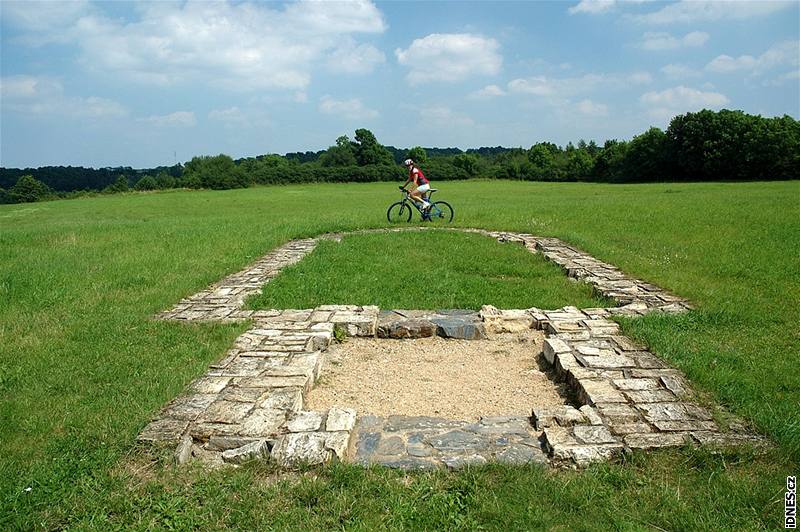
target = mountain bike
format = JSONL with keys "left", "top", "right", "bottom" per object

{"left": 387, "top": 187, "right": 454, "bottom": 223}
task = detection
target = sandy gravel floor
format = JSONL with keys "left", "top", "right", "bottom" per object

{"left": 306, "top": 331, "right": 568, "bottom": 420}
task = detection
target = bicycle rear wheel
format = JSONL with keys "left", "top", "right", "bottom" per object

{"left": 387, "top": 201, "right": 412, "bottom": 223}
{"left": 427, "top": 201, "right": 453, "bottom": 223}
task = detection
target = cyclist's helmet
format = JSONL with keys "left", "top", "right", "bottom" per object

{"left": 403, "top": 158, "right": 414, "bottom": 167}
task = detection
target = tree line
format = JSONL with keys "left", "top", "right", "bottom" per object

{"left": 1, "top": 109, "right": 797, "bottom": 204}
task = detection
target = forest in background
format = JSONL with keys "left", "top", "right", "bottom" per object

{"left": 2, "top": 109, "right": 798, "bottom": 204}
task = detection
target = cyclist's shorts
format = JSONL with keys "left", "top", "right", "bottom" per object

{"left": 416, "top": 184, "right": 431, "bottom": 194}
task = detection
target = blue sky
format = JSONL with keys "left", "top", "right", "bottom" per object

{"left": 1, "top": 0, "right": 798, "bottom": 168}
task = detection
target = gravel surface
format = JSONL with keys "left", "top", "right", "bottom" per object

{"left": 306, "top": 332, "right": 568, "bottom": 420}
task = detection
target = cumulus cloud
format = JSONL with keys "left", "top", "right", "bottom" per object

{"left": 0, "top": 74, "right": 127, "bottom": 119}
{"left": 508, "top": 71, "right": 651, "bottom": 98}
{"left": 139, "top": 111, "right": 197, "bottom": 127}
{"left": 208, "top": 107, "right": 251, "bottom": 127}
{"left": 706, "top": 40, "right": 800, "bottom": 74}
{"left": 469, "top": 84, "right": 507, "bottom": 99}
{"left": 635, "top": 0, "right": 792, "bottom": 24}
{"left": 639, "top": 31, "right": 709, "bottom": 51}
{"left": 395, "top": 33, "right": 502, "bottom": 85}
{"left": 568, "top": 0, "right": 616, "bottom": 15}
{"left": 640, "top": 85, "right": 729, "bottom": 121}
{"left": 5, "top": 0, "right": 387, "bottom": 92}
{"left": 318, "top": 96, "right": 378, "bottom": 120}
{"left": 327, "top": 39, "right": 386, "bottom": 74}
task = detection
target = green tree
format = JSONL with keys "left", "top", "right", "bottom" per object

{"left": 406, "top": 146, "right": 428, "bottom": 165}
{"left": 8, "top": 175, "right": 54, "bottom": 203}
{"left": 154, "top": 171, "right": 176, "bottom": 189}
{"left": 453, "top": 153, "right": 479, "bottom": 176}
{"left": 134, "top": 175, "right": 158, "bottom": 191}
{"left": 103, "top": 175, "right": 129, "bottom": 194}
{"left": 353, "top": 128, "right": 394, "bottom": 166}
{"left": 592, "top": 140, "right": 629, "bottom": 182}
{"left": 319, "top": 135, "right": 357, "bottom": 167}
{"left": 565, "top": 149, "right": 594, "bottom": 180}
{"left": 623, "top": 127, "right": 669, "bottom": 181}
{"left": 183, "top": 154, "right": 248, "bottom": 189}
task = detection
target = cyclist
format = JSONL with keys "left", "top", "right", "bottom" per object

{"left": 400, "top": 158, "right": 431, "bottom": 212}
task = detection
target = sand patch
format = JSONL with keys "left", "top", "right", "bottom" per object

{"left": 306, "top": 331, "right": 568, "bottom": 420}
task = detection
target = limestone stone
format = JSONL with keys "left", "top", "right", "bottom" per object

{"left": 577, "top": 353, "right": 636, "bottom": 369}
{"left": 222, "top": 440, "right": 271, "bottom": 464}
{"left": 377, "top": 318, "right": 437, "bottom": 339}
{"left": 272, "top": 432, "right": 329, "bottom": 466}
{"left": 258, "top": 387, "right": 304, "bottom": 413}
{"left": 573, "top": 425, "right": 617, "bottom": 445}
{"left": 441, "top": 454, "right": 488, "bottom": 470}
{"left": 174, "top": 435, "right": 194, "bottom": 465}
{"left": 596, "top": 403, "right": 642, "bottom": 424}
{"left": 205, "top": 436, "right": 259, "bottom": 451}
{"left": 579, "top": 405, "right": 603, "bottom": 425}
{"left": 287, "top": 411, "right": 324, "bottom": 432}
{"left": 624, "top": 432, "right": 690, "bottom": 449}
{"left": 163, "top": 394, "right": 217, "bottom": 421}
{"left": 431, "top": 316, "right": 487, "bottom": 340}
{"left": 190, "top": 377, "right": 232, "bottom": 394}
{"left": 611, "top": 378, "right": 660, "bottom": 391}
{"left": 426, "top": 430, "right": 488, "bottom": 451}
{"left": 564, "top": 444, "right": 624, "bottom": 467}
{"left": 543, "top": 338, "right": 571, "bottom": 365}
{"left": 326, "top": 407, "right": 357, "bottom": 432}
{"left": 660, "top": 375, "right": 688, "bottom": 397}
{"left": 198, "top": 400, "right": 253, "bottom": 424}
{"left": 190, "top": 422, "right": 242, "bottom": 440}
{"left": 653, "top": 420, "right": 718, "bottom": 432}
{"left": 577, "top": 379, "right": 627, "bottom": 405}
{"left": 495, "top": 444, "right": 548, "bottom": 465}
{"left": 624, "top": 389, "right": 678, "bottom": 404}
{"left": 469, "top": 416, "right": 534, "bottom": 435}
{"left": 637, "top": 402, "right": 712, "bottom": 422}
{"left": 608, "top": 423, "right": 653, "bottom": 435}
{"left": 239, "top": 408, "right": 287, "bottom": 437}
{"left": 233, "top": 375, "right": 309, "bottom": 391}
{"left": 633, "top": 352, "right": 668, "bottom": 369}
{"left": 611, "top": 335, "right": 645, "bottom": 352}
{"left": 532, "top": 406, "right": 585, "bottom": 429}
{"left": 221, "top": 387, "right": 269, "bottom": 403}
{"left": 384, "top": 416, "right": 463, "bottom": 432}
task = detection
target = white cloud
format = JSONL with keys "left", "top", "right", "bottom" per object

{"left": 139, "top": 111, "right": 196, "bottom": 127}
{"left": 318, "top": 96, "right": 378, "bottom": 120}
{"left": 469, "top": 84, "right": 507, "bottom": 99}
{"left": 640, "top": 85, "right": 729, "bottom": 121}
{"left": 5, "top": 0, "right": 387, "bottom": 92}
{"left": 508, "top": 71, "right": 651, "bottom": 98}
{"left": 395, "top": 33, "right": 502, "bottom": 85}
{"left": 327, "top": 39, "right": 385, "bottom": 74}
{"left": 639, "top": 31, "right": 709, "bottom": 51}
{"left": 706, "top": 40, "right": 799, "bottom": 74}
{"left": 0, "top": 74, "right": 127, "bottom": 119}
{"left": 660, "top": 63, "right": 701, "bottom": 79}
{"left": 568, "top": 0, "right": 616, "bottom": 15}
{"left": 576, "top": 99, "right": 609, "bottom": 116}
{"left": 635, "top": 0, "right": 793, "bottom": 24}
{"left": 1, "top": 0, "right": 91, "bottom": 43}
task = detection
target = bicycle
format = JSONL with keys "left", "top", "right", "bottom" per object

{"left": 387, "top": 187, "right": 454, "bottom": 223}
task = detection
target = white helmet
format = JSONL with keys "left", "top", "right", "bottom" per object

{"left": 403, "top": 158, "right": 414, "bottom": 167}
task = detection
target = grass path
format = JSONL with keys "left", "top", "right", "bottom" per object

{"left": 1, "top": 180, "right": 798, "bottom": 529}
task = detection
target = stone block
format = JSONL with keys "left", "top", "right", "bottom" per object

{"left": 162, "top": 394, "right": 218, "bottom": 421}
{"left": 637, "top": 402, "right": 712, "bottom": 422}
{"left": 470, "top": 416, "right": 534, "bottom": 435}
{"left": 426, "top": 430, "right": 488, "bottom": 451}
{"left": 543, "top": 338, "right": 571, "bottom": 365}
{"left": 576, "top": 379, "right": 627, "bottom": 405}
{"left": 608, "top": 423, "right": 653, "bottom": 436}
{"left": 532, "top": 406, "right": 585, "bottom": 429}
{"left": 623, "top": 389, "right": 678, "bottom": 404}
{"left": 565, "top": 444, "right": 625, "bottom": 467}
{"left": 624, "top": 432, "right": 690, "bottom": 449}
{"left": 206, "top": 436, "right": 259, "bottom": 452}
{"left": 579, "top": 405, "right": 603, "bottom": 425}
{"left": 611, "top": 335, "right": 645, "bottom": 352}
{"left": 174, "top": 435, "right": 194, "bottom": 465}
{"left": 287, "top": 411, "right": 324, "bottom": 432}
{"left": 190, "top": 422, "right": 242, "bottom": 440}
{"left": 375, "top": 435, "right": 406, "bottom": 455}
{"left": 220, "top": 387, "right": 269, "bottom": 403}
{"left": 633, "top": 352, "right": 668, "bottom": 369}
{"left": 198, "top": 400, "right": 254, "bottom": 425}
{"left": 555, "top": 352, "right": 579, "bottom": 374}
{"left": 441, "top": 454, "right": 488, "bottom": 470}
{"left": 238, "top": 408, "right": 287, "bottom": 437}
{"left": 573, "top": 425, "right": 617, "bottom": 445}
{"left": 234, "top": 375, "right": 310, "bottom": 391}
{"left": 326, "top": 407, "right": 357, "bottom": 432}
{"left": 222, "top": 439, "right": 271, "bottom": 464}
{"left": 190, "top": 377, "right": 232, "bottom": 394}
{"left": 495, "top": 444, "right": 548, "bottom": 465}
{"left": 596, "top": 403, "right": 642, "bottom": 424}
{"left": 542, "top": 426, "right": 579, "bottom": 451}
{"left": 384, "top": 416, "right": 463, "bottom": 432}
{"left": 480, "top": 306, "right": 534, "bottom": 334}
{"left": 577, "top": 353, "right": 637, "bottom": 369}
{"left": 660, "top": 375, "right": 688, "bottom": 398}
{"left": 611, "top": 378, "right": 660, "bottom": 391}
{"left": 271, "top": 432, "right": 329, "bottom": 466}
{"left": 377, "top": 318, "right": 437, "bottom": 339}
{"left": 258, "top": 387, "right": 304, "bottom": 413}
{"left": 431, "top": 316, "right": 487, "bottom": 340}
{"left": 653, "top": 420, "right": 718, "bottom": 432}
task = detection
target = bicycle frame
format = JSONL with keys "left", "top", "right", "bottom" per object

{"left": 399, "top": 189, "right": 441, "bottom": 220}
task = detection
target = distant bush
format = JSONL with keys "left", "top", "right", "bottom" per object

{"left": 6, "top": 175, "right": 54, "bottom": 203}
{"left": 103, "top": 175, "right": 130, "bottom": 194}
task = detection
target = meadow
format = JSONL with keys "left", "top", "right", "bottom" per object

{"left": 1, "top": 180, "right": 798, "bottom": 529}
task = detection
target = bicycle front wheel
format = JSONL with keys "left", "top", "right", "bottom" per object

{"left": 427, "top": 201, "right": 454, "bottom": 223}
{"left": 387, "top": 201, "right": 412, "bottom": 223}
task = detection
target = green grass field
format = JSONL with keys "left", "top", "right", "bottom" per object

{"left": 1, "top": 180, "right": 798, "bottom": 529}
